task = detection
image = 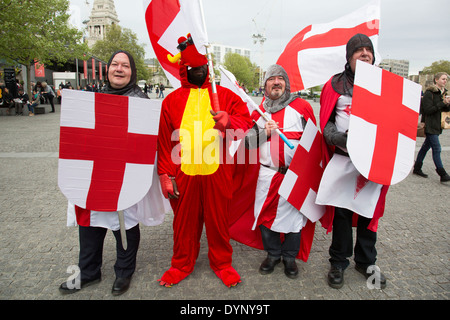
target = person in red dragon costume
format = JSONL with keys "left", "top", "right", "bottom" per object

{"left": 156, "top": 35, "right": 252, "bottom": 287}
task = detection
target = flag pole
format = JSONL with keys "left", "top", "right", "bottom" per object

{"left": 254, "top": 108, "right": 295, "bottom": 150}
{"left": 198, "top": 0, "right": 219, "bottom": 112}
{"left": 118, "top": 210, "right": 127, "bottom": 250}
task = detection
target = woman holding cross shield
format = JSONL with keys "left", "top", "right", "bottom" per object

{"left": 59, "top": 50, "right": 149, "bottom": 296}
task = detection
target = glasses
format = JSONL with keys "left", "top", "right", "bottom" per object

{"left": 177, "top": 36, "right": 194, "bottom": 51}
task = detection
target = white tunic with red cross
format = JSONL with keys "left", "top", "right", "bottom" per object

{"left": 316, "top": 95, "right": 383, "bottom": 219}
{"left": 251, "top": 99, "right": 314, "bottom": 233}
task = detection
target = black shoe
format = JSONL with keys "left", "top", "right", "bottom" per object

{"left": 283, "top": 259, "right": 298, "bottom": 279}
{"left": 327, "top": 266, "right": 344, "bottom": 289}
{"left": 413, "top": 168, "right": 428, "bottom": 178}
{"left": 112, "top": 277, "right": 131, "bottom": 296}
{"left": 436, "top": 168, "right": 450, "bottom": 183}
{"left": 259, "top": 256, "right": 281, "bottom": 275}
{"left": 59, "top": 277, "right": 101, "bottom": 294}
{"left": 355, "top": 264, "right": 387, "bottom": 289}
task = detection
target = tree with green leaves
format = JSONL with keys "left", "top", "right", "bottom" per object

{"left": 91, "top": 24, "right": 149, "bottom": 82}
{"left": 223, "top": 52, "right": 259, "bottom": 91}
{"left": 0, "top": 0, "right": 88, "bottom": 97}
{"left": 421, "top": 60, "right": 450, "bottom": 76}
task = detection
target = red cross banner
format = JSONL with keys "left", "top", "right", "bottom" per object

{"left": 58, "top": 90, "right": 160, "bottom": 211}
{"left": 348, "top": 60, "right": 422, "bottom": 185}
{"left": 278, "top": 119, "right": 326, "bottom": 222}
{"left": 277, "top": 0, "right": 380, "bottom": 92}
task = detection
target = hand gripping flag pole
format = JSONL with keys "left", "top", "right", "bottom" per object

{"left": 254, "top": 108, "right": 295, "bottom": 149}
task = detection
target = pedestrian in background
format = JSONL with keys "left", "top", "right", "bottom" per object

{"left": 41, "top": 82, "right": 55, "bottom": 113}
{"left": 413, "top": 72, "right": 450, "bottom": 183}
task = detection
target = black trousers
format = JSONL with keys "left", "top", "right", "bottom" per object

{"left": 259, "top": 225, "right": 301, "bottom": 261}
{"left": 45, "top": 94, "right": 55, "bottom": 112}
{"left": 78, "top": 224, "right": 140, "bottom": 281}
{"left": 329, "top": 207, "right": 377, "bottom": 269}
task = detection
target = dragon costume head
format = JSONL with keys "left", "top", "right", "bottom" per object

{"left": 167, "top": 34, "right": 208, "bottom": 68}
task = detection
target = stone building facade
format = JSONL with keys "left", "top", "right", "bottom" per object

{"left": 85, "top": 0, "right": 120, "bottom": 48}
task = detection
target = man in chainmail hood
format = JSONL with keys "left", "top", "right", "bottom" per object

{"left": 244, "top": 64, "right": 317, "bottom": 279}
{"left": 262, "top": 64, "right": 297, "bottom": 114}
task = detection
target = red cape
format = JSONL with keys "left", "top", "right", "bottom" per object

{"left": 318, "top": 78, "right": 389, "bottom": 234}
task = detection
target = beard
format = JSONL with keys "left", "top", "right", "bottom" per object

{"left": 267, "top": 85, "right": 284, "bottom": 100}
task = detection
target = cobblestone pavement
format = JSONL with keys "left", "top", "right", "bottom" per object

{"left": 0, "top": 96, "right": 448, "bottom": 307}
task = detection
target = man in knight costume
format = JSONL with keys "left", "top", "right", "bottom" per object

{"left": 245, "top": 64, "right": 316, "bottom": 279}
{"left": 317, "top": 34, "right": 388, "bottom": 289}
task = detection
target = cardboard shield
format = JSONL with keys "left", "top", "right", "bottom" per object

{"left": 279, "top": 119, "right": 325, "bottom": 222}
{"left": 348, "top": 61, "right": 422, "bottom": 185}
{"left": 58, "top": 90, "right": 160, "bottom": 211}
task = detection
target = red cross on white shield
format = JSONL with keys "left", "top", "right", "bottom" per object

{"left": 278, "top": 119, "right": 325, "bottom": 222}
{"left": 348, "top": 61, "right": 422, "bottom": 185}
{"left": 58, "top": 90, "right": 160, "bottom": 211}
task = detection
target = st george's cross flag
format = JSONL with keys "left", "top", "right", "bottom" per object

{"left": 277, "top": 0, "right": 381, "bottom": 92}
{"left": 58, "top": 89, "right": 160, "bottom": 212}
{"left": 347, "top": 60, "right": 422, "bottom": 185}
{"left": 143, "top": 0, "right": 209, "bottom": 89}
{"left": 278, "top": 119, "right": 325, "bottom": 222}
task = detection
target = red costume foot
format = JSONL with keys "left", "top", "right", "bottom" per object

{"left": 158, "top": 267, "right": 191, "bottom": 287}
{"left": 214, "top": 266, "right": 241, "bottom": 287}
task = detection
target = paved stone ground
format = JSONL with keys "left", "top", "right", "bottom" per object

{"left": 0, "top": 95, "right": 448, "bottom": 307}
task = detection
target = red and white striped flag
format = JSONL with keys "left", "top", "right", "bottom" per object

{"left": 143, "top": 0, "right": 209, "bottom": 89}
{"left": 277, "top": 0, "right": 381, "bottom": 92}
{"left": 278, "top": 119, "right": 325, "bottom": 222}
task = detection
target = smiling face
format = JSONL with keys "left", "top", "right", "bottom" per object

{"left": 349, "top": 46, "right": 374, "bottom": 73}
{"left": 265, "top": 75, "right": 286, "bottom": 100}
{"left": 108, "top": 53, "right": 132, "bottom": 89}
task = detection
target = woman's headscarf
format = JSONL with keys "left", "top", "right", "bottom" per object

{"left": 103, "top": 50, "right": 140, "bottom": 96}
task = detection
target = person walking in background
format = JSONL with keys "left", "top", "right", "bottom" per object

{"left": 413, "top": 72, "right": 450, "bottom": 183}
{"left": 158, "top": 82, "right": 165, "bottom": 98}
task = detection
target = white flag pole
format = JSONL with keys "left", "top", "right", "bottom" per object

{"left": 197, "top": 0, "right": 220, "bottom": 112}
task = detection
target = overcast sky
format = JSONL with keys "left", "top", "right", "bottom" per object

{"left": 69, "top": 0, "right": 450, "bottom": 75}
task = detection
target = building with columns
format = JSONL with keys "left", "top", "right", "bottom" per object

{"left": 85, "top": 0, "right": 120, "bottom": 48}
